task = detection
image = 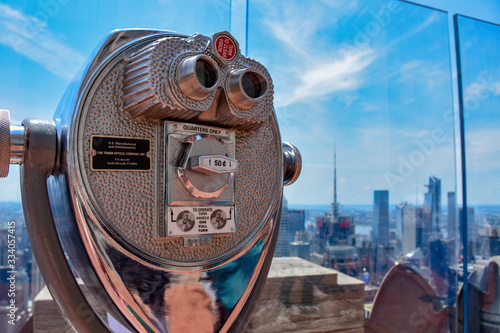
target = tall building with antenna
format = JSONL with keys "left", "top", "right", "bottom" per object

{"left": 312, "top": 147, "right": 358, "bottom": 276}
{"left": 332, "top": 145, "right": 339, "bottom": 221}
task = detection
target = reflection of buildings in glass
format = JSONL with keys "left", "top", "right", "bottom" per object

{"left": 487, "top": 225, "right": 500, "bottom": 257}
{"left": 373, "top": 190, "right": 389, "bottom": 246}
{"left": 462, "top": 207, "right": 476, "bottom": 239}
{"left": 460, "top": 207, "right": 476, "bottom": 261}
{"left": 473, "top": 206, "right": 500, "bottom": 259}
{"left": 429, "top": 238, "right": 456, "bottom": 305}
{"left": 447, "top": 191, "right": 457, "bottom": 241}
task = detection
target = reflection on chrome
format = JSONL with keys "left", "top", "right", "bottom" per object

{"left": 0, "top": 29, "right": 300, "bottom": 333}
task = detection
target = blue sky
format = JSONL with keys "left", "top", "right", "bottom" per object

{"left": 0, "top": 0, "right": 499, "bottom": 206}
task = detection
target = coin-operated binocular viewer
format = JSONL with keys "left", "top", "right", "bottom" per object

{"left": 0, "top": 30, "right": 301, "bottom": 332}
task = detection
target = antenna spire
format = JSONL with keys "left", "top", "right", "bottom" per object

{"left": 333, "top": 144, "right": 339, "bottom": 220}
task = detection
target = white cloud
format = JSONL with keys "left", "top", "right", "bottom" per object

{"left": 257, "top": 0, "right": 377, "bottom": 108}
{"left": 464, "top": 75, "right": 500, "bottom": 104}
{"left": 0, "top": 4, "right": 85, "bottom": 81}
{"left": 275, "top": 47, "right": 376, "bottom": 107}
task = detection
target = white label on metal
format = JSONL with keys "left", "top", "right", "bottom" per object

{"left": 167, "top": 206, "right": 235, "bottom": 236}
{"left": 201, "top": 155, "right": 237, "bottom": 171}
{"left": 171, "top": 123, "right": 230, "bottom": 138}
{"left": 191, "top": 155, "right": 238, "bottom": 175}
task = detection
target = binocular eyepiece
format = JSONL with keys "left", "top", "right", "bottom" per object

{"left": 0, "top": 30, "right": 301, "bottom": 333}
{"left": 177, "top": 54, "right": 268, "bottom": 109}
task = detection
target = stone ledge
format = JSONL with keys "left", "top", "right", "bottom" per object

{"left": 247, "top": 257, "right": 365, "bottom": 333}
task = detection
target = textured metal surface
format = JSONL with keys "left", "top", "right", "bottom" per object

{"left": 81, "top": 61, "right": 279, "bottom": 263}
{"left": 46, "top": 29, "right": 286, "bottom": 333}
{"left": 0, "top": 109, "right": 10, "bottom": 177}
{"left": 121, "top": 34, "right": 274, "bottom": 132}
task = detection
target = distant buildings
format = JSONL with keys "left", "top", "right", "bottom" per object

{"left": 290, "top": 231, "right": 310, "bottom": 260}
{"left": 423, "top": 176, "right": 441, "bottom": 237}
{"left": 400, "top": 205, "right": 424, "bottom": 256}
{"left": 311, "top": 204, "right": 358, "bottom": 274}
{"left": 0, "top": 203, "right": 43, "bottom": 332}
{"left": 373, "top": 190, "right": 389, "bottom": 246}
{"left": 288, "top": 209, "right": 306, "bottom": 244}
{"left": 275, "top": 196, "right": 308, "bottom": 259}
{"left": 272, "top": 166, "right": 499, "bottom": 314}
{"left": 308, "top": 149, "right": 359, "bottom": 276}
{"left": 275, "top": 197, "right": 290, "bottom": 257}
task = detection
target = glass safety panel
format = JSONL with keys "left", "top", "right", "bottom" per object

{"left": 456, "top": 14, "right": 500, "bottom": 333}
{"left": 247, "top": 1, "right": 458, "bottom": 332}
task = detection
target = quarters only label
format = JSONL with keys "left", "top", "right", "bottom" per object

{"left": 167, "top": 206, "right": 235, "bottom": 236}
{"left": 91, "top": 136, "right": 151, "bottom": 171}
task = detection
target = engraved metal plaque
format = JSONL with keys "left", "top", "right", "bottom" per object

{"left": 90, "top": 135, "right": 151, "bottom": 171}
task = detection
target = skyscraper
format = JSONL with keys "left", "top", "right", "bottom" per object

{"left": 396, "top": 202, "right": 406, "bottom": 253}
{"left": 373, "top": 190, "right": 389, "bottom": 246}
{"left": 288, "top": 209, "right": 305, "bottom": 243}
{"left": 275, "top": 197, "right": 290, "bottom": 257}
{"left": 447, "top": 192, "right": 457, "bottom": 240}
{"left": 423, "top": 176, "right": 441, "bottom": 234}
{"left": 332, "top": 145, "right": 339, "bottom": 220}
{"left": 402, "top": 206, "right": 424, "bottom": 255}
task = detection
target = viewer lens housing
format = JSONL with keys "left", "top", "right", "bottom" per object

{"left": 226, "top": 69, "right": 268, "bottom": 109}
{"left": 177, "top": 55, "right": 219, "bottom": 100}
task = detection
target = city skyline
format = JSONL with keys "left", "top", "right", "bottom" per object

{"left": 0, "top": 0, "right": 499, "bottom": 206}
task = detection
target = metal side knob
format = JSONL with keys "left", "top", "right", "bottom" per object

{"left": 283, "top": 142, "right": 302, "bottom": 186}
{"left": 0, "top": 109, "right": 25, "bottom": 177}
{"left": 0, "top": 110, "right": 10, "bottom": 177}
